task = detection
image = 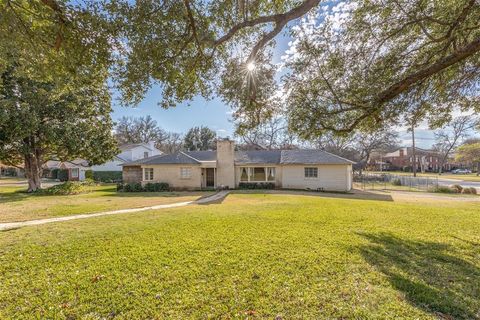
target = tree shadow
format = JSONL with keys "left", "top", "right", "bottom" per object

{"left": 0, "top": 189, "right": 31, "bottom": 204}
{"left": 233, "top": 189, "right": 394, "bottom": 202}
{"left": 357, "top": 232, "right": 480, "bottom": 319}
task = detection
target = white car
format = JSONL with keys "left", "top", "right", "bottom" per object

{"left": 451, "top": 169, "right": 472, "bottom": 174}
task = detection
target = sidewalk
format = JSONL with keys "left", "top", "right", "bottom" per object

{"left": 0, "top": 191, "right": 229, "bottom": 231}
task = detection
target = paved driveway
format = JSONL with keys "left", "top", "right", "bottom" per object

{"left": 437, "top": 178, "right": 480, "bottom": 191}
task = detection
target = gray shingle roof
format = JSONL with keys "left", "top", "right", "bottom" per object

{"left": 123, "top": 149, "right": 354, "bottom": 166}
{"left": 280, "top": 150, "right": 355, "bottom": 164}
{"left": 234, "top": 150, "right": 282, "bottom": 164}
{"left": 185, "top": 151, "right": 216, "bottom": 161}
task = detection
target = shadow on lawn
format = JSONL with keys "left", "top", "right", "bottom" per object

{"left": 358, "top": 232, "right": 480, "bottom": 319}
{"left": 234, "top": 189, "right": 394, "bottom": 202}
{"left": 0, "top": 189, "right": 31, "bottom": 204}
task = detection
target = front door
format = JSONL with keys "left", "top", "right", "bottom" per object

{"left": 206, "top": 168, "right": 215, "bottom": 187}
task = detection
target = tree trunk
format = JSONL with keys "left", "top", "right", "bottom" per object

{"left": 477, "top": 162, "right": 480, "bottom": 176}
{"left": 24, "top": 149, "right": 43, "bottom": 192}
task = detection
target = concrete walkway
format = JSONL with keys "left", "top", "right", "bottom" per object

{"left": 0, "top": 191, "right": 229, "bottom": 232}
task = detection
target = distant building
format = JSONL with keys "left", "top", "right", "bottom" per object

{"left": 43, "top": 141, "right": 163, "bottom": 181}
{"left": 372, "top": 147, "right": 447, "bottom": 172}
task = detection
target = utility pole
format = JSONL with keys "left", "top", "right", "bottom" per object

{"left": 412, "top": 124, "right": 417, "bottom": 177}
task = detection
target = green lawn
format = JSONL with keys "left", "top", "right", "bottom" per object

{"left": 1, "top": 193, "right": 479, "bottom": 319}
{"left": 0, "top": 185, "right": 211, "bottom": 223}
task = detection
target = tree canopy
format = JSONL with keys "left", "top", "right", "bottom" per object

{"left": 3, "top": 0, "right": 480, "bottom": 138}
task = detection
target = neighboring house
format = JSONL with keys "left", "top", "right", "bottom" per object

{"left": 44, "top": 159, "right": 91, "bottom": 181}
{"left": 91, "top": 141, "right": 163, "bottom": 172}
{"left": 376, "top": 147, "right": 445, "bottom": 172}
{"left": 0, "top": 162, "right": 24, "bottom": 177}
{"left": 122, "top": 139, "right": 354, "bottom": 191}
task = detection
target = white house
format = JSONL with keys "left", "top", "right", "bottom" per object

{"left": 91, "top": 141, "right": 163, "bottom": 172}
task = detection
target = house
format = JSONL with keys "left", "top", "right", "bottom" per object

{"left": 122, "top": 139, "right": 354, "bottom": 191}
{"left": 0, "top": 162, "right": 24, "bottom": 177}
{"left": 91, "top": 141, "right": 163, "bottom": 172}
{"left": 43, "top": 159, "right": 91, "bottom": 181}
{"left": 375, "top": 147, "right": 445, "bottom": 172}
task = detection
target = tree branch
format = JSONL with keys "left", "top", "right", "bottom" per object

{"left": 375, "top": 36, "right": 480, "bottom": 104}
{"left": 213, "top": 0, "right": 321, "bottom": 61}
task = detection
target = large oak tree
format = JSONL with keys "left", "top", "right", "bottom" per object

{"left": 0, "top": 66, "right": 118, "bottom": 192}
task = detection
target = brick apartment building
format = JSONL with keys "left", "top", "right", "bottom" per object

{"left": 372, "top": 147, "right": 452, "bottom": 172}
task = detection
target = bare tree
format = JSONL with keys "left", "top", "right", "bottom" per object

{"left": 433, "top": 115, "right": 479, "bottom": 173}
{"left": 114, "top": 115, "right": 169, "bottom": 146}
{"left": 237, "top": 117, "right": 297, "bottom": 150}
{"left": 354, "top": 130, "right": 399, "bottom": 171}
{"left": 160, "top": 133, "right": 184, "bottom": 154}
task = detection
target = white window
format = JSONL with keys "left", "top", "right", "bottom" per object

{"left": 239, "top": 167, "right": 276, "bottom": 182}
{"left": 144, "top": 168, "right": 154, "bottom": 181}
{"left": 144, "top": 151, "right": 149, "bottom": 158}
{"left": 71, "top": 168, "right": 79, "bottom": 178}
{"left": 304, "top": 167, "right": 318, "bottom": 178}
{"left": 180, "top": 167, "right": 191, "bottom": 179}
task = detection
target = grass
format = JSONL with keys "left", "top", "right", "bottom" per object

{"left": 0, "top": 193, "right": 479, "bottom": 319}
{"left": 0, "top": 185, "right": 212, "bottom": 223}
{"left": 368, "top": 171, "right": 480, "bottom": 182}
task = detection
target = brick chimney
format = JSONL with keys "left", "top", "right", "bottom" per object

{"left": 399, "top": 148, "right": 404, "bottom": 157}
{"left": 216, "top": 139, "right": 235, "bottom": 188}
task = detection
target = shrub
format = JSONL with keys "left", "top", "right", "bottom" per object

{"left": 392, "top": 178, "right": 402, "bottom": 186}
{"left": 451, "top": 184, "right": 463, "bottom": 193}
{"left": 238, "top": 182, "right": 275, "bottom": 190}
{"left": 431, "top": 186, "right": 455, "bottom": 194}
{"left": 461, "top": 187, "right": 477, "bottom": 195}
{"left": 118, "top": 182, "right": 170, "bottom": 192}
{"left": 92, "top": 171, "right": 123, "bottom": 183}
{"left": 85, "top": 170, "right": 93, "bottom": 179}
{"left": 39, "top": 180, "right": 95, "bottom": 195}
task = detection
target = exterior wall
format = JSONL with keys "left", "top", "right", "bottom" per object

{"left": 91, "top": 159, "right": 124, "bottom": 172}
{"left": 281, "top": 164, "right": 352, "bottom": 191}
{"left": 123, "top": 166, "right": 142, "bottom": 183}
{"left": 216, "top": 140, "right": 235, "bottom": 188}
{"left": 142, "top": 164, "right": 202, "bottom": 189}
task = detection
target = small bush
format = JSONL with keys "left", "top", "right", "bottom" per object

{"left": 431, "top": 186, "right": 455, "bottom": 194}
{"left": 238, "top": 182, "right": 275, "bottom": 190}
{"left": 117, "top": 182, "right": 170, "bottom": 192}
{"left": 462, "top": 187, "right": 477, "bottom": 195}
{"left": 85, "top": 170, "right": 93, "bottom": 179}
{"left": 451, "top": 184, "right": 463, "bottom": 193}
{"left": 392, "top": 178, "right": 402, "bottom": 186}
{"left": 39, "top": 180, "right": 95, "bottom": 195}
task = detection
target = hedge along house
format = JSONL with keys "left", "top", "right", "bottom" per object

{"left": 122, "top": 140, "right": 354, "bottom": 191}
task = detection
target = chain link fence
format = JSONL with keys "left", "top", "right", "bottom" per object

{"left": 354, "top": 172, "right": 439, "bottom": 191}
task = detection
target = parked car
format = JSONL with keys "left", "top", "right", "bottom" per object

{"left": 451, "top": 169, "right": 472, "bottom": 174}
